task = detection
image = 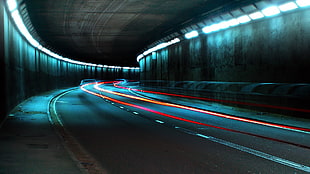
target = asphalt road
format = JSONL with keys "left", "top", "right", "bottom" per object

{"left": 54, "top": 82, "right": 310, "bottom": 174}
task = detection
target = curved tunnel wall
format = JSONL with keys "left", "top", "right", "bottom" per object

{"left": 139, "top": 9, "right": 310, "bottom": 83}
{"left": 0, "top": 2, "right": 139, "bottom": 123}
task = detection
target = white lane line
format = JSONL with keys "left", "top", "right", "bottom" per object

{"left": 282, "top": 127, "right": 310, "bottom": 135}
{"left": 56, "top": 101, "right": 68, "bottom": 104}
{"left": 197, "top": 127, "right": 209, "bottom": 130}
{"left": 49, "top": 90, "right": 75, "bottom": 126}
{"left": 49, "top": 88, "right": 108, "bottom": 174}
{"left": 95, "top": 84, "right": 310, "bottom": 171}
{"left": 196, "top": 133, "right": 310, "bottom": 172}
{"left": 155, "top": 120, "right": 165, "bottom": 124}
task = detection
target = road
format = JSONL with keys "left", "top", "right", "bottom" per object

{"left": 53, "top": 81, "right": 310, "bottom": 174}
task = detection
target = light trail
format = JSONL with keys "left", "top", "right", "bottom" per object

{"left": 80, "top": 82, "right": 310, "bottom": 149}
{"left": 95, "top": 82, "right": 310, "bottom": 133}
{"left": 113, "top": 82, "right": 310, "bottom": 113}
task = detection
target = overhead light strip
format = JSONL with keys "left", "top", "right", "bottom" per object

{"left": 184, "top": 30, "right": 199, "bottom": 39}
{"left": 137, "top": 0, "right": 309, "bottom": 62}
{"left": 136, "top": 38, "right": 180, "bottom": 62}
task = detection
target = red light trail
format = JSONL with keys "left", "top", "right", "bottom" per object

{"left": 96, "top": 82, "right": 310, "bottom": 133}
{"left": 80, "top": 82, "right": 310, "bottom": 149}
{"left": 113, "top": 82, "right": 310, "bottom": 113}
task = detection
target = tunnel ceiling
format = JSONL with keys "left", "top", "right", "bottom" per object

{"left": 24, "top": 0, "right": 255, "bottom": 66}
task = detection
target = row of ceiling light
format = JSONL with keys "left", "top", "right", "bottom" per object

{"left": 6, "top": 0, "right": 139, "bottom": 69}
{"left": 137, "top": 0, "right": 310, "bottom": 62}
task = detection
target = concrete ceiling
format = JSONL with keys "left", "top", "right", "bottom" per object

{"left": 24, "top": 0, "right": 255, "bottom": 66}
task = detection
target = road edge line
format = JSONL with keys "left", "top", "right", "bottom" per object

{"left": 48, "top": 87, "right": 108, "bottom": 174}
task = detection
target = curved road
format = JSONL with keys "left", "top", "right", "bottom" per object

{"left": 53, "top": 81, "right": 310, "bottom": 174}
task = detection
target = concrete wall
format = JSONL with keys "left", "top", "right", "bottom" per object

{"left": 140, "top": 9, "right": 310, "bottom": 83}
{"left": 0, "top": 2, "right": 139, "bottom": 123}
{"left": 0, "top": 1, "right": 6, "bottom": 123}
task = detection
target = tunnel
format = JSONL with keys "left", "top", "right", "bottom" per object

{"left": 1, "top": 0, "right": 310, "bottom": 173}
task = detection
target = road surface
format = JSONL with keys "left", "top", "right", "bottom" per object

{"left": 53, "top": 81, "right": 310, "bottom": 174}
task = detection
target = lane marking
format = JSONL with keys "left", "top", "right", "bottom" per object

{"left": 49, "top": 88, "right": 108, "bottom": 174}
{"left": 56, "top": 100, "right": 68, "bottom": 104}
{"left": 155, "top": 120, "right": 165, "bottom": 124}
{"left": 50, "top": 90, "right": 75, "bottom": 126}
{"left": 197, "top": 127, "right": 209, "bottom": 130}
{"left": 128, "top": 88, "right": 310, "bottom": 134}
{"left": 81, "top": 83, "right": 310, "bottom": 171}
{"left": 196, "top": 133, "right": 310, "bottom": 172}
{"left": 133, "top": 112, "right": 139, "bottom": 115}
{"left": 85, "top": 84, "right": 310, "bottom": 149}
{"left": 94, "top": 83, "right": 310, "bottom": 134}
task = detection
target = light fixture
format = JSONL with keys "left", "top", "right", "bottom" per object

{"left": 7, "top": 0, "right": 17, "bottom": 12}
{"left": 296, "top": 0, "right": 310, "bottom": 7}
{"left": 237, "top": 15, "right": 251, "bottom": 23}
{"left": 137, "top": 54, "right": 144, "bottom": 61}
{"left": 11, "top": 10, "right": 40, "bottom": 48}
{"left": 262, "top": 6, "right": 281, "bottom": 16}
{"left": 249, "top": 11, "right": 265, "bottom": 20}
{"left": 227, "top": 18, "right": 240, "bottom": 26}
{"left": 202, "top": 24, "right": 218, "bottom": 34}
{"left": 202, "top": 26, "right": 212, "bottom": 34}
{"left": 137, "top": 37, "right": 180, "bottom": 61}
{"left": 168, "top": 38, "right": 180, "bottom": 45}
{"left": 185, "top": 30, "right": 199, "bottom": 39}
{"left": 217, "top": 21, "right": 230, "bottom": 29}
{"left": 279, "top": 2, "right": 298, "bottom": 11}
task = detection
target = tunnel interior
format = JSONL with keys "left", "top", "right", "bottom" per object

{"left": 23, "top": 0, "right": 254, "bottom": 66}
{"left": 1, "top": 0, "right": 310, "bottom": 124}
{"left": 1, "top": 0, "right": 310, "bottom": 173}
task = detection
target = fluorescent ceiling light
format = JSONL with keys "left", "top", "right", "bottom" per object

{"left": 279, "top": 2, "right": 298, "bottom": 11}
{"left": 227, "top": 19, "right": 240, "bottom": 26}
{"left": 217, "top": 21, "right": 230, "bottom": 29}
{"left": 237, "top": 15, "right": 251, "bottom": 23}
{"left": 167, "top": 38, "right": 180, "bottom": 45}
{"left": 296, "top": 0, "right": 310, "bottom": 7}
{"left": 249, "top": 11, "right": 265, "bottom": 20}
{"left": 262, "top": 6, "right": 281, "bottom": 16}
{"left": 202, "top": 21, "right": 230, "bottom": 34}
{"left": 202, "top": 26, "right": 213, "bottom": 34}
{"left": 7, "top": 0, "right": 17, "bottom": 11}
{"left": 138, "top": 37, "right": 180, "bottom": 60}
{"left": 137, "top": 54, "right": 144, "bottom": 61}
{"left": 202, "top": 24, "right": 218, "bottom": 33}
{"left": 11, "top": 10, "right": 40, "bottom": 48}
{"left": 185, "top": 30, "right": 199, "bottom": 39}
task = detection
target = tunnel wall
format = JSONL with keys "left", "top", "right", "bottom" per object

{"left": 0, "top": 2, "right": 139, "bottom": 123}
{"left": 0, "top": 1, "right": 6, "bottom": 124}
{"left": 139, "top": 9, "right": 310, "bottom": 83}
